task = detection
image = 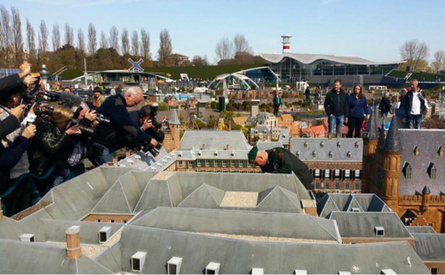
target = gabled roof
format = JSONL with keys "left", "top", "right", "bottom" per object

{"left": 96, "top": 225, "right": 428, "bottom": 274}
{"left": 329, "top": 212, "right": 412, "bottom": 238}
{"left": 317, "top": 194, "right": 390, "bottom": 217}
{"left": 131, "top": 207, "right": 341, "bottom": 242}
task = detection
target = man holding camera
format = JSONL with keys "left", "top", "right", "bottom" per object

{"left": 91, "top": 86, "right": 157, "bottom": 166}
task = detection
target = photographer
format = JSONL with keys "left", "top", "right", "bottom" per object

{"left": 91, "top": 86, "right": 157, "bottom": 166}
{"left": 30, "top": 105, "right": 82, "bottom": 194}
{"left": 0, "top": 83, "right": 40, "bottom": 215}
{"left": 138, "top": 104, "right": 165, "bottom": 144}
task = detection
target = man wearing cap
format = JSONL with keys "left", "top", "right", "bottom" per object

{"left": 248, "top": 147, "right": 314, "bottom": 189}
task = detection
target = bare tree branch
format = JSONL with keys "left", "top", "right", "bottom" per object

{"left": 121, "top": 28, "right": 129, "bottom": 55}
{"left": 233, "top": 34, "right": 253, "bottom": 55}
{"left": 52, "top": 24, "right": 60, "bottom": 51}
{"left": 140, "top": 28, "right": 151, "bottom": 61}
{"left": 100, "top": 31, "right": 108, "bottom": 49}
{"left": 109, "top": 26, "right": 119, "bottom": 53}
{"left": 87, "top": 23, "right": 97, "bottom": 55}
{"left": 215, "top": 37, "right": 233, "bottom": 61}
{"left": 131, "top": 30, "right": 139, "bottom": 56}
{"left": 38, "top": 20, "right": 49, "bottom": 63}
{"left": 400, "top": 40, "right": 430, "bottom": 71}
{"left": 77, "top": 28, "right": 85, "bottom": 53}
{"left": 157, "top": 29, "right": 172, "bottom": 66}
{"left": 64, "top": 23, "right": 74, "bottom": 46}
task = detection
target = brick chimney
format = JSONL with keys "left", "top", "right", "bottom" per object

{"left": 66, "top": 225, "right": 82, "bottom": 259}
{"left": 202, "top": 144, "right": 206, "bottom": 150}
{"left": 226, "top": 144, "right": 230, "bottom": 150}
{"left": 0, "top": 198, "right": 3, "bottom": 219}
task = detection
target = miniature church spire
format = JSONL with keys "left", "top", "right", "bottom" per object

{"left": 384, "top": 115, "right": 402, "bottom": 153}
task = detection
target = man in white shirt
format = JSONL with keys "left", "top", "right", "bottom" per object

{"left": 403, "top": 79, "right": 428, "bottom": 129}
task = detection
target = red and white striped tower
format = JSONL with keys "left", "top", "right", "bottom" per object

{"left": 281, "top": 34, "right": 292, "bottom": 53}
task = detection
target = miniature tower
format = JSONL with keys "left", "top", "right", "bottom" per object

{"left": 381, "top": 116, "right": 402, "bottom": 213}
{"left": 281, "top": 34, "right": 292, "bottom": 53}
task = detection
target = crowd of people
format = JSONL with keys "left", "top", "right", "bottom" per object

{"left": 0, "top": 63, "right": 164, "bottom": 216}
{"left": 323, "top": 78, "right": 428, "bottom": 138}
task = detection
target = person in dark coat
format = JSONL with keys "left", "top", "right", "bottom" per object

{"left": 272, "top": 90, "right": 281, "bottom": 116}
{"left": 91, "top": 86, "right": 157, "bottom": 166}
{"left": 248, "top": 146, "right": 314, "bottom": 189}
{"left": 346, "top": 85, "right": 370, "bottom": 138}
{"left": 324, "top": 79, "right": 348, "bottom": 138}
{"left": 379, "top": 92, "right": 391, "bottom": 118}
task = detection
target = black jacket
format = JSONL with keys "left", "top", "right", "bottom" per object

{"left": 324, "top": 89, "right": 348, "bottom": 117}
{"left": 379, "top": 97, "right": 391, "bottom": 114}
{"left": 96, "top": 94, "right": 153, "bottom": 148}
{"left": 261, "top": 147, "right": 314, "bottom": 189}
{"left": 403, "top": 90, "right": 427, "bottom": 116}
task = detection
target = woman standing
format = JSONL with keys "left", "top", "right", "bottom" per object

{"left": 346, "top": 85, "right": 370, "bottom": 138}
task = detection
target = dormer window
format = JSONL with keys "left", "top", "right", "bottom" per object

{"left": 428, "top": 163, "right": 437, "bottom": 179}
{"left": 296, "top": 151, "right": 300, "bottom": 157}
{"left": 347, "top": 151, "right": 352, "bottom": 158}
{"left": 329, "top": 151, "right": 333, "bottom": 158}
{"left": 337, "top": 141, "right": 341, "bottom": 148}
{"left": 304, "top": 141, "right": 308, "bottom": 148}
{"left": 312, "top": 151, "right": 317, "bottom": 157}
{"left": 404, "top": 163, "right": 412, "bottom": 179}
{"left": 414, "top": 146, "right": 420, "bottom": 156}
{"left": 320, "top": 142, "right": 324, "bottom": 148}
{"left": 355, "top": 142, "right": 360, "bottom": 149}
{"left": 439, "top": 147, "right": 444, "bottom": 157}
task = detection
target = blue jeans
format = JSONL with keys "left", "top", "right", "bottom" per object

{"left": 407, "top": 114, "right": 422, "bottom": 129}
{"left": 90, "top": 142, "right": 115, "bottom": 167}
{"left": 328, "top": 115, "right": 344, "bottom": 137}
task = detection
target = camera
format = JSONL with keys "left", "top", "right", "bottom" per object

{"left": 141, "top": 142, "right": 162, "bottom": 157}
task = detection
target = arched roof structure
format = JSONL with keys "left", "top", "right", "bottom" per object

{"left": 208, "top": 73, "right": 259, "bottom": 90}
{"left": 260, "top": 53, "right": 404, "bottom": 66}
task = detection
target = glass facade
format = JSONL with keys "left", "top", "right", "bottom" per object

{"left": 267, "top": 58, "right": 399, "bottom": 83}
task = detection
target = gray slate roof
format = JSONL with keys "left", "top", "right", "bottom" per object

{"left": 406, "top": 226, "right": 436, "bottom": 234}
{"left": 398, "top": 129, "right": 445, "bottom": 195}
{"left": 0, "top": 239, "right": 112, "bottom": 274}
{"left": 96, "top": 225, "right": 428, "bottom": 274}
{"left": 130, "top": 207, "right": 341, "bottom": 242}
{"left": 169, "top": 108, "right": 181, "bottom": 125}
{"left": 133, "top": 172, "right": 311, "bottom": 214}
{"left": 290, "top": 138, "right": 363, "bottom": 161}
{"left": 330, "top": 212, "right": 413, "bottom": 238}
{"left": 180, "top": 130, "right": 250, "bottom": 151}
{"left": 317, "top": 194, "right": 391, "bottom": 218}
{"left": 384, "top": 115, "right": 402, "bottom": 152}
{"left": 412, "top": 233, "right": 445, "bottom": 261}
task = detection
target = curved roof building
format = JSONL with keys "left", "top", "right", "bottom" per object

{"left": 260, "top": 52, "right": 405, "bottom": 83}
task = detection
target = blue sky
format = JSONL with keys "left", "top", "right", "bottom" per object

{"left": 3, "top": 0, "right": 445, "bottom": 65}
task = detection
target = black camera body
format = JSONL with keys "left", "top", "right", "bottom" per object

{"left": 141, "top": 142, "right": 162, "bottom": 157}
